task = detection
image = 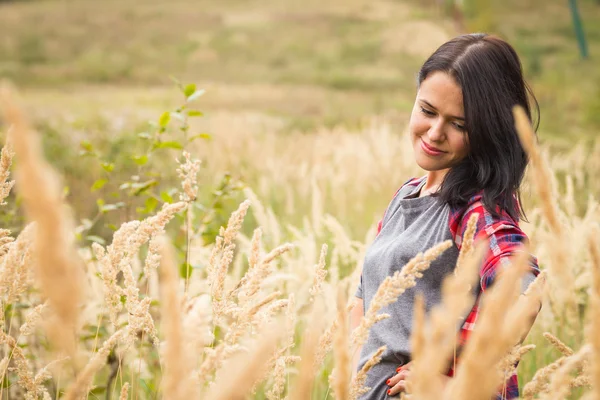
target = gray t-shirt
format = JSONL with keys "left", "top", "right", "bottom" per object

{"left": 354, "top": 177, "right": 535, "bottom": 399}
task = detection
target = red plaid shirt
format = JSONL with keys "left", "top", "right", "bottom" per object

{"left": 377, "top": 177, "right": 540, "bottom": 400}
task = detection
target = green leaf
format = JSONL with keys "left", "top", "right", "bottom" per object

{"left": 80, "top": 140, "right": 94, "bottom": 152}
{"left": 86, "top": 235, "right": 106, "bottom": 245}
{"left": 145, "top": 197, "right": 159, "bottom": 213}
{"left": 190, "top": 133, "right": 211, "bottom": 142}
{"left": 159, "top": 111, "right": 171, "bottom": 128}
{"left": 179, "top": 262, "right": 193, "bottom": 279}
{"left": 153, "top": 141, "right": 183, "bottom": 150}
{"left": 101, "top": 162, "right": 114, "bottom": 172}
{"left": 184, "top": 83, "right": 196, "bottom": 98}
{"left": 91, "top": 178, "right": 108, "bottom": 192}
{"left": 88, "top": 386, "right": 107, "bottom": 396}
{"left": 131, "top": 180, "right": 158, "bottom": 196}
{"left": 160, "top": 190, "right": 174, "bottom": 203}
{"left": 131, "top": 155, "right": 149, "bottom": 166}
{"left": 187, "top": 110, "right": 204, "bottom": 117}
{"left": 137, "top": 132, "right": 152, "bottom": 140}
{"left": 187, "top": 89, "right": 206, "bottom": 102}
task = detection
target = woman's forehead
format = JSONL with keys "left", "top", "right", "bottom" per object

{"left": 418, "top": 72, "right": 464, "bottom": 117}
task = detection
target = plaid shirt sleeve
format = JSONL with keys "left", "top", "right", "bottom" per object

{"left": 447, "top": 193, "right": 540, "bottom": 400}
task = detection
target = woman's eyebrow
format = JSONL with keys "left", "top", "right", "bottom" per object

{"left": 420, "top": 99, "right": 465, "bottom": 121}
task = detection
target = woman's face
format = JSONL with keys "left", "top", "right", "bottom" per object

{"left": 409, "top": 71, "right": 470, "bottom": 172}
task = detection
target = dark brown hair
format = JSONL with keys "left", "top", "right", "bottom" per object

{"left": 418, "top": 33, "right": 540, "bottom": 221}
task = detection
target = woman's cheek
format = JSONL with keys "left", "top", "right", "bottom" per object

{"left": 409, "top": 117, "right": 427, "bottom": 138}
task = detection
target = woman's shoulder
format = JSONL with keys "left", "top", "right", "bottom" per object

{"left": 448, "top": 191, "right": 524, "bottom": 247}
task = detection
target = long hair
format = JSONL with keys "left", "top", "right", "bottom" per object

{"left": 418, "top": 33, "right": 540, "bottom": 222}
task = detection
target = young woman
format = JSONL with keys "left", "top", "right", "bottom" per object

{"left": 351, "top": 33, "right": 541, "bottom": 400}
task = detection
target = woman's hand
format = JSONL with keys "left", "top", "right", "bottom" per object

{"left": 385, "top": 362, "right": 451, "bottom": 397}
{"left": 386, "top": 362, "right": 411, "bottom": 396}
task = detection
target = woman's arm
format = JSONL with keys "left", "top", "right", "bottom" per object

{"left": 350, "top": 297, "right": 364, "bottom": 377}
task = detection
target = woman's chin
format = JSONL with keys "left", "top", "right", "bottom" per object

{"left": 414, "top": 153, "right": 447, "bottom": 172}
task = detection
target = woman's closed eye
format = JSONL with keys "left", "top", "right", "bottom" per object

{"left": 420, "top": 107, "right": 436, "bottom": 117}
{"left": 421, "top": 107, "right": 466, "bottom": 131}
{"left": 453, "top": 122, "right": 466, "bottom": 131}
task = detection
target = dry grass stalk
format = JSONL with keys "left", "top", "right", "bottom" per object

{"left": 95, "top": 202, "right": 185, "bottom": 344}
{"left": 445, "top": 250, "right": 542, "bottom": 400}
{"left": 93, "top": 222, "right": 138, "bottom": 326}
{"left": 264, "top": 293, "right": 299, "bottom": 400}
{"left": 248, "top": 228, "right": 262, "bottom": 267}
{"left": 0, "top": 223, "right": 34, "bottom": 304}
{"left": 0, "top": 356, "right": 8, "bottom": 384}
{"left": 236, "top": 242, "right": 295, "bottom": 307}
{"left": 454, "top": 213, "right": 479, "bottom": 275}
{"left": 289, "top": 299, "right": 328, "bottom": 400}
{"left": 33, "top": 357, "right": 69, "bottom": 399}
{"left": 332, "top": 288, "right": 351, "bottom": 400}
{"left": 0, "top": 329, "right": 39, "bottom": 398}
{"left": 228, "top": 229, "right": 262, "bottom": 299}
{"left": 522, "top": 355, "right": 568, "bottom": 399}
{"left": 513, "top": 105, "right": 574, "bottom": 317}
{"left": 143, "top": 235, "right": 163, "bottom": 278}
{"left": 0, "top": 85, "right": 83, "bottom": 355}
{"left": 497, "top": 344, "right": 536, "bottom": 379}
{"left": 588, "top": 226, "right": 600, "bottom": 400}
{"left": 409, "top": 242, "right": 486, "bottom": 400}
{"left": 20, "top": 302, "right": 48, "bottom": 336}
{"left": 313, "top": 318, "right": 339, "bottom": 370}
{"left": 351, "top": 240, "right": 453, "bottom": 349}
{"left": 208, "top": 200, "right": 251, "bottom": 320}
{"left": 119, "top": 382, "right": 130, "bottom": 400}
{"left": 0, "top": 129, "right": 14, "bottom": 206}
{"left": 309, "top": 243, "right": 328, "bottom": 301}
{"left": 176, "top": 151, "right": 201, "bottom": 202}
{"left": 0, "top": 228, "right": 14, "bottom": 258}
{"left": 513, "top": 107, "right": 560, "bottom": 231}
{"left": 199, "top": 288, "right": 289, "bottom": 383}
{"left": 158, "top": 236, "right": 199, "bottom": 399}
{"left": 182, "top": 294, "right": 213, "bottom": 354}
{"left": 350, "top": 345, "right": 386, "bottom": 399}
{"left": 539, "top": 345, "right": 592, "bottom": 400}
{"left": 64, "top": 329, "right": 125, "bottom": 400}
{"left": 572, "top": 374, "right": 592, "bottom": 390}
{"left": 544, "top": 332, "right": 574, "bottom": 356}
{"left": 203, "top": 322, "right": 283, "bottom": 400}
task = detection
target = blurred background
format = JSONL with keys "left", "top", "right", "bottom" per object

{"left": 1, "top": 0, "right": 598, "bottom": 135}
{"left": 0, "top": 0, "right": 599, "bottom": 237}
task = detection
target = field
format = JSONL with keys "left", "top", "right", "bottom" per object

{"left": 1, "top": 0, "right": 600, "bottom": 398}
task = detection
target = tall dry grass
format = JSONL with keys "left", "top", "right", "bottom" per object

{"left": 0, "top": 85, "right": 599, "bottom": 400}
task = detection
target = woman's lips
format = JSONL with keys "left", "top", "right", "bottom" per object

{"left": 420, "top": 139, "right": 445, "bottom": 156}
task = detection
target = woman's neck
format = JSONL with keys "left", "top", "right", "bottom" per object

{"left": 420, "top": 170, "right": 449, "bottom": 197}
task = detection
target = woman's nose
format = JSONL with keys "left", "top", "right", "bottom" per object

{"left": 427, "top": 119, "right": 446, "bottom": 142}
